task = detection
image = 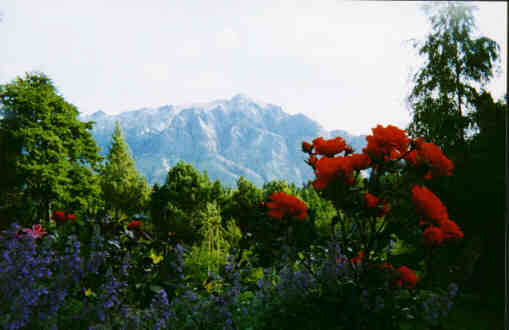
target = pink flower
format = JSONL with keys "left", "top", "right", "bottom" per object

{"left": 22, "top": 224, "right": 47, "bottom": 239}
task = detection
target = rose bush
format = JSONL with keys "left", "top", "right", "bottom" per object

{"left": 257, "top": 124, "right": 464, "bottom": 328}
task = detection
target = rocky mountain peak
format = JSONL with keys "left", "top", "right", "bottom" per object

{"left": 78, "top": 96, "right": 368, "bottom": 188}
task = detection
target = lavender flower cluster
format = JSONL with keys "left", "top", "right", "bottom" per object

{"left": 0, "top": 224, "right": 83, "bottom": 329}
{"left": 421, "top": 282, "right": 459, "bottom": 322}
{"left": 0, "top": 220, "right": 462, "bottom": 330}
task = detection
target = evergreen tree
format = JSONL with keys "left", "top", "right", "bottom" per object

{"left": 100, "top": 121, "right": 150, "bottom": 222}
{"left": 406, "top": 2, "right": 501, "bottom": 156}
{"left": 0, "top": 72, "right": 103, "bottom": 224}
{"left": 197, "top": 201, "right": 229, "bottom": 276}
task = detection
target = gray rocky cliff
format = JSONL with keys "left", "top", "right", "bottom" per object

{"left": 78, "top": 94, "right": 367, "bottom": 188}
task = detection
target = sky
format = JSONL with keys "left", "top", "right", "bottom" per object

{"left": 0, "top": 1, "right": 506, "bottom": 135}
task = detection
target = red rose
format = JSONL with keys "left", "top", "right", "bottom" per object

{"left": 128, "top": 220, "right": 143, "bottom": 230}
{"left": 396, "top": 266, "right": 419, "bottom": 289}
{"left": 301, "top": 141, "right": 313, "bottom": 153}
{"left": 266, "top": 192, "right": 308, "bottom": 220}
{"left": 312, "top": 136, "right": 347, "bottom": 157}
{"left": 52, "top": 211, "right": 67, "bottom": 223}
{"left": 423, "top": 226, "right": 445, "bottom": 246}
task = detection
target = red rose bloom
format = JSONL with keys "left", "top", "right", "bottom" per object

{"left": 404, "top": 150, "right": 419, "bottom": 166}
{"left": 345, "top": 176, "right": 355, "bottom": 185}
{"left": 128, "top": 220, "right": 143, "bottom": 230}
{"left": 266, "top": 192, "right": 308, "bottom": 220}
{"left": 396, "top": 266, "right": 419, "bottom": 289}
{"left": 423, "top": 226, "right": 445, "bottom": 246}
{"left": 365, "top": 193, "right": 380, "bottom": 209}
{"left": 363, "top": 125, "right": 409, "bottom": 161}
{"left": 306, "top": 154, "right": 318, "bottom": 167}
{"left": 312, "top": 136, "right": 347, "bottom": 157}
{"left": 312, "top": 156, "right": 353, "bottom": 190}
{"left": 302, "top": 141, "right": 313, "bottom": 153}
{"left": 364, "top": 193, "right": 390, "bottom": 217}
{"left": 410, "top": 185, "right": 449, "bottom": 225}
{"left": 349, "top": 153, "right": 371, "bottom": 171}
{"left": 350, "top": 250, "right": 365, "bottom": 265}
{"left": 440, "top": 219, "right": 464, "bottom": 240}
{"left": 52, "top": 211, "right": 68, "bottom": 223}
{"left": 51, "top": 211, "right": 76, "bottom": 223}
{"left": 405, "top": 138, "right": 454, "bottom": 179}
{"left": 417, "top": 141, "right": 454, "bottom": 178}
{"left": 379, "top": 200, "right": 390, "bottom": 216}
{"left": 380, "top": 262, "right": 394, "bottom": 271}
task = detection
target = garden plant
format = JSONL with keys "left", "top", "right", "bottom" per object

{"left": 1, "top": 125, "right": 470, "bottom": 330}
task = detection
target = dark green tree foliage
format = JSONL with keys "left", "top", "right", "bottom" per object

{"left": 262, "top": 179, "right": 298, "bottom": 200}
{"left": 296, "top": 180, "right": 336, "bottom": 243}
{"left": 209, "top": 179, "right": 232, "bottom": 215}
{"left": 0, "top": 124, "right": 26, "bottom": 229}
{"left": 433, "top": 93, "right": 506, "bottom": 305}
{"left": 163, "top": 161, "right": 213, "bottom": 213}
{"left": 406, "top": 2, "right": 500, "bottom": 156}
{"left": 100, "top": 121, "right": 151, "bottom": 222}
{"left": 64, "top": 163, "right": 104, "bottom": 220}
{"left": 0, "top": 72, "right": 103, "bottom": 225}
{"left": 148, "top": 183, "right": 166, "bottom": 241}
{"left": 150, "top": 161, "right": 214, "bottom": 245}
{"left": 220, "top": 176, "right": 270, "bottom": 264}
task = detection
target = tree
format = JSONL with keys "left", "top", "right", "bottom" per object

{"left": 406, "top": 2, "right": 501, "bottom": 156}
{"left": 196, "top": 201, "right": 229, "bottom": 276}
{"left": 162, "top": 161, "right": 213, "bottom": 213}
{"left": 149, "top": 161, "right": 214, "bottom": 245}
{"left": 0, "top": 72, "right": 104, "bottom": 224}
{"left": 99, "top": 121, "right": 151, "bottom": 222}
{"left": 445, "top": 92, "right": 506, "bottom": 304}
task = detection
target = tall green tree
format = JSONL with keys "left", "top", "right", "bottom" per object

{"left": 0, "top": 72, "right": 103, "bottom": 224}
{"left": 150, "top": 161, "right": 215, "bottom": 244}
{"left": 406, "top": 2, "right": 501, "bottom": 156}
{"left": 100, "top": 121, "right": 150, "bottom": 222}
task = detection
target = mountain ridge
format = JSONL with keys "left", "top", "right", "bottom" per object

{"left": 78, "top": 94, "right": 368, "bottom": 188}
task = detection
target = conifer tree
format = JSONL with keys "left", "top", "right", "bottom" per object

{"left": 197, "top": 201, "right": 228, "bottom": 275}
{"left": 100, "top": 121, "right": 150, "bottom": 222}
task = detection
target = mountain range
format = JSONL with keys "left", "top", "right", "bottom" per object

{"left": 77, "top": 94, "right": 368, "bottom": 188}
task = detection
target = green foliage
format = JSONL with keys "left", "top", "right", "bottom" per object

{"left": 198, "top": 202, "right": 228, "bottom": 275}
{"left": 223, "top": 217, "right": 242, "bottom": 249}
{"left": 223, "top": 176, "right": 264, "bottom": 238}
{"left": 403, "top": 4, "right": 503, "bottom": 312}
{"left": 64, "top": 162, "right": 104, "bottom": 219}
{"left": 300, "top": 180, "right": 342, "bottom": 235}
{"left": 406, "top": 2, "right": 501, "bottom": 155}
{"left": 149, "top": 161, "right": 216, "bottom": 245}
{"left": 0, "top": 72, "right": 103, "bottom": 226}
{"left": 99, "top": 121, "right": 151, "bottom": 223}
{"left": 425, "top": 93, "right": 506, "bottom": 303}
{"left": 184, "top": 202, "right": 246, "bottom": 289}
{"left": 163, "top": 161, "right": 214, "bottom": 212}
{"left": 262, "top": 179, "right": 298, "bottom": 199}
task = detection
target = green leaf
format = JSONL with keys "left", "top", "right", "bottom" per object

{"left": 149, "top": 285, "right": 164, "bottom": 293}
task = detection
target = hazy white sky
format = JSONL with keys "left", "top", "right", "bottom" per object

{"left": 1, "top": 1, "right": 506, "bottom": 135}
